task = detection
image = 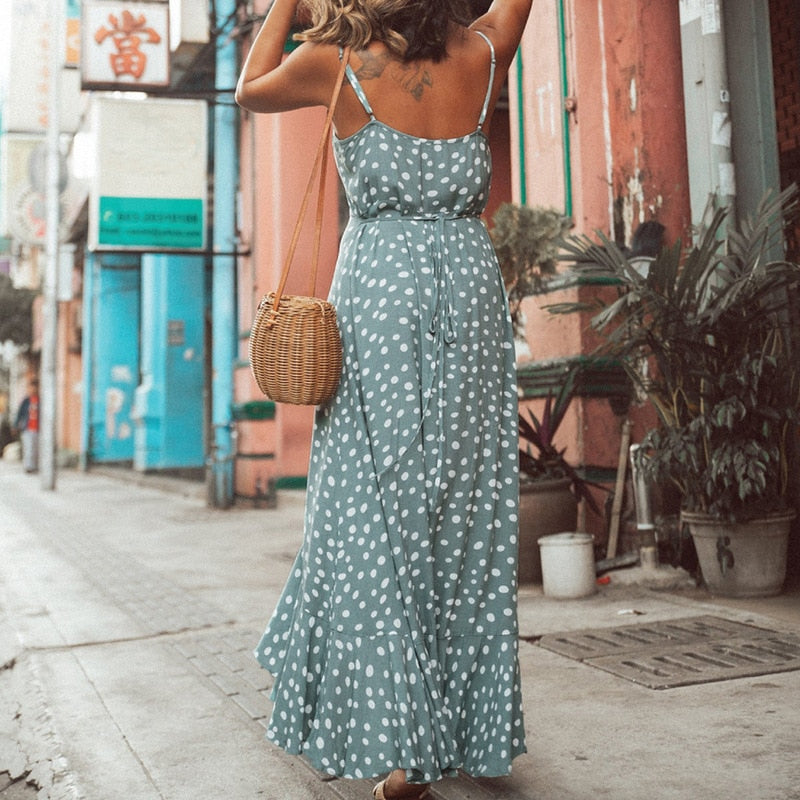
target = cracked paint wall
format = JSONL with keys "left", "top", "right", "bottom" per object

{"left": 600, "top": 0, "right": 691, "bottom": 249}
{"left": 516, "top": 1, "right": 690, "bottom": 245}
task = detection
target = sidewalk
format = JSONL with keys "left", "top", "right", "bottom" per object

{"left": 1, "top": 462, "right": 799, "bottom": 800}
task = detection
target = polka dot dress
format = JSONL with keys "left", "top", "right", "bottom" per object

{"left": 255, "top": 33, "right": 526, "bottom": 784}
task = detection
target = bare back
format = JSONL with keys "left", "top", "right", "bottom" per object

{"left": 235, "top": 0, "right": 532, "bottom": 130}
{"left": 332, "top": 28, "right": 497, "bottom": 140}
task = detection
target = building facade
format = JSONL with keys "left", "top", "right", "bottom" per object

{"left": 1, "top": 2, "right": 797, "bottom": 547}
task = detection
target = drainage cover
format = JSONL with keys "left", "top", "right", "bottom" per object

{"left": 537, "top": 615, "right": 800, "bottom": 689}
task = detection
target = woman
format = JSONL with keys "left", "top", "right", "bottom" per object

{"left": 237, "top": 1, "right": 533, "bottom": 797}
{"left": 14, "top": 378, "right": 39, "bottom": 474}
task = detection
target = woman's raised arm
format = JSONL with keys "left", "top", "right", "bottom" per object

{"left": 471, "top": 0, "right": 533, "bottom": 72}
{"left": 235, "top": 0, "right": 333, "bottom": 113}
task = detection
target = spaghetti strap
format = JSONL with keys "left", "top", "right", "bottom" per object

{"left": 339, "top": 47, "right": 375, "bottom": 120}
{"left": 473, "top": 30, "right": 496, "bottom": 130}
{"left": 338, "top": 37, "right": 494, "bottom": 132}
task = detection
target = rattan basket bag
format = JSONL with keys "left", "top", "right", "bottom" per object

{"left": 249, "top": 50, "right": 350, "bottom": 406}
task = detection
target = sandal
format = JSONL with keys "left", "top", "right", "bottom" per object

{"left": 372, "top": 777, "right": 431, "bottom": 800}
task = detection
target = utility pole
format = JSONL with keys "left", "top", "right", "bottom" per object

{"left": 40, "top": 0, "right": 63, "bottom": 490}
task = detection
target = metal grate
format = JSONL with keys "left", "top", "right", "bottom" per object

{"left": 537, "top": 615, "right": 800, "bottom": 689}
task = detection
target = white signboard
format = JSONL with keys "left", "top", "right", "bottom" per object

{"left": 81, "top": 1, "right": 170, "bottom": 89}
{"left": 168, "top": 0, "right": 209, "bottom": 52}
{"left": 88, "top": 96, "right": 207, "bottom": 251}
{"left": 0, "top": 134, "right": 79, "bottom": 246}
{"left": 0, "top": 135, "right": 47, "bottom": 244}
{"left": 4, "top": 0, "right": 83, "bottom": 134}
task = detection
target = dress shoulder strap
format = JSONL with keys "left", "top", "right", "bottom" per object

{"left": 339, "top": 47, "right": 375, "bottom": 120}
{"left": 472, "top": 30, "right": 496, "bottom": 130}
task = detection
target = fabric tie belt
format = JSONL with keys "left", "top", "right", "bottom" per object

{"left": 354, "top": 212, "right": 477, "bottom": 347}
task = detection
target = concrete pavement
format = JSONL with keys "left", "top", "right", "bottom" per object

{"left": 1, "top": 461, "right": 799, "bottom": 800}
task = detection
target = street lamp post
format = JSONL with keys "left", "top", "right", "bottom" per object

{"left": 40, "top": 0, "right": 63, "bottom": 490}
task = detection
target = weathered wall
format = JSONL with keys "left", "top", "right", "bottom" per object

{"left": 517, "top": 0, "right": 692, "bottom": 539}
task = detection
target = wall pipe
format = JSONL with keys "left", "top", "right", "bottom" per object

{"left": 515, "top": 52, "right": 527, "bottom": 206}
{"left": 557, "top": 0, "right": 573, "bottom": 219}
{"left": 210, "top": 0, "right": 239, "bottom": 508}
{"left": 79, "top": 252, "right": 95, "bottom": 471}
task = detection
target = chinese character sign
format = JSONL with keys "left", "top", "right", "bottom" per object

{"left": 94, "top": 9, "right": 161, "bottom": 79}
{"left": 81, "top": 1, "right": 169, "bottom": 88}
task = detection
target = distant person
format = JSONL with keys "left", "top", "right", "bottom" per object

{"left": 15, "top": 379, "right": 39, "bottom": 473}
{"left": 0, "top": 411, "right": 13, "bottom": 456}
{"left": 237, "top": 0, "right": 532, "bottom": 797}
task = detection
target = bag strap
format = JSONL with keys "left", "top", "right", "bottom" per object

{"left": 271, "top": 48, "right": 351, "bottom": 309}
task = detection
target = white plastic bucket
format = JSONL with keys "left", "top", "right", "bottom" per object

{"left": 538, "top": 533, "right": 596, "bottom": 599}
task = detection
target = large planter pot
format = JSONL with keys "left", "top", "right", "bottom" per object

{"left": 682, "top": 510, "right": 795, "bottom": 598}
{"left": 519, "top": 477, "right": 578, "bottom": 584}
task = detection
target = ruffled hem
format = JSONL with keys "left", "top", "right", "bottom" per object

{"left": 255, "top": 620, "right": 526, "bottom": 782}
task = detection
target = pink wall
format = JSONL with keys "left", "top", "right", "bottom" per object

{"left": 236, "top": 101, "right": 340, "bottom": 496}
{"left": 57, "top": 299, "right": 83, "bottom": 455}
{"left": 31, "top": 294, "right": 82, "bottom": 459}
{"left": 520, "top": 0, "right": 691, "bottom": 242}
{"left": 517, "top": 0, "right": 692, "bottom": 538}
{"left": 600, "top": 0, "right": 691, "bottom": 246}
{"left": 513, "top": 0, "right": 567, "bottom": 209}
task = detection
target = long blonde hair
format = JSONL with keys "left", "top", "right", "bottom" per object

{"left": 295, "top": 0, "right": 474, "bottom": 62}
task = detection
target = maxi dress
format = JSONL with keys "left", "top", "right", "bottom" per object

{"left": 256, "top": 34, "right": 526, "bottom": 784}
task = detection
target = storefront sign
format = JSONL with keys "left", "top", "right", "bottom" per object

{"left": 88, "top": 95, "right": 207, "bottom": 251}
{"left": 168, "top": 0, "right": 209, "bottom": 52}
{"left": 98, "top": 196, "right": 204, "bottom": 249}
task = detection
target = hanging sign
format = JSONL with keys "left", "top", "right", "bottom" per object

{"left": 87, "top": 95, "right": 207, "bottom": 251}
{"left": 81, "top": 0, "right": 170, "bottom": 89}
{"left": 0, "top": 134, "right": 78, "bottom": 246}
{"left": 4, "top": 0, "right": 82, "bottom": 133}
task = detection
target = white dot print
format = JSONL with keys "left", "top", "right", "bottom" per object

{"left": 254, "top": 37, "right": 526, "bottom": 785}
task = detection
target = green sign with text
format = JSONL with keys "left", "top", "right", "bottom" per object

{"left": 98, "top": 196, "right": 205, "bottom": 249}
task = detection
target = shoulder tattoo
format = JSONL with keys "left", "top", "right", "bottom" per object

{"left": 393, "top": 64, "right": 433, "bottom": 101}
{"left": 355, "top": 51, "right": 433, "bottom": 101}
{"left": 355, "top": 51, "right": 392, "bottom": 80}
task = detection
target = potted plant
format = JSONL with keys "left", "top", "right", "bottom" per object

{"left": 553, "top": 187, "right": 800, "bottom": 597}
{"left": 491, "top": 202, "right": 573, "bottom": 336}
{"left": 518, "top": 366, "right": 604, "bottom": 583}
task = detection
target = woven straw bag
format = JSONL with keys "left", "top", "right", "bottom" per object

{"left": 249, "top": 51, "right": 349, "bottom": 405}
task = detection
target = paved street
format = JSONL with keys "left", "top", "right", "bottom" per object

{"left": 1, "top": 461, "right": 799, "bottom": 800}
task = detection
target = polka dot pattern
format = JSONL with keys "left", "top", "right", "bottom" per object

{"left": 255, "top": 61, "right": 526, "bottom": 783}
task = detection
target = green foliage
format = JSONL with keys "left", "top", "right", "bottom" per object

{"left": 518, "top": 367, "right": 576, "bottom": 480}
{"left": 554, "top": 187, "right": 800, "bottom": 522}
{"left": 0, "top": 273, "right": 35, "bottom": 348}
{"left": 490, "top": 203, "right": 572, "bottom": 335}
{"left": 518, "top": 367, "right": 604, "bottom": 513}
